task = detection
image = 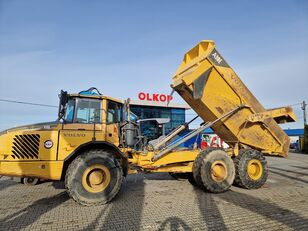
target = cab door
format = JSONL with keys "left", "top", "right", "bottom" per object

{"left": 105, "top": 100, "right": 123, "bottom": 147}
{"left": 58, "top": 98, "right": 103, "bottom": 160}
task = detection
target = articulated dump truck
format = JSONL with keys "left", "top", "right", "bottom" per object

{"left": 0, "top": 40, "right": 296, "bottom": 205}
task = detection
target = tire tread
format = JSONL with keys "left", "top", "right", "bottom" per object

{"left": 234, "top": 149, "right": 268, "bottom": 189}
{"left": 65, "top": 149, "right": 123, "bottom": 206}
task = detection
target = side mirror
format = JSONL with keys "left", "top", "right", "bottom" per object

{"left": 58, "top": 90, "right": 68, "bottom": 120}
{"left": 60, "top": 90, "right": 68, "bottom": 106}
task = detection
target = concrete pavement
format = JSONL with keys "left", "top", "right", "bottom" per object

{"left": 1, "top": 152, "right": 308, "bottom": 231}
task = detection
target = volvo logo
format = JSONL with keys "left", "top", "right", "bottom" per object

{"left": 44, "top": 140, "right": 53, "bottom": 149}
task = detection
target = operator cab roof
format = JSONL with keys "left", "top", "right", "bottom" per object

{"left": 68, "top": 93, "right": 123, "bottom": 104}
{"left": 65, "top": 87, "right": 123, "bottom": 104}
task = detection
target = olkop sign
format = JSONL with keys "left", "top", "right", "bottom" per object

{"left": 138, "top": 92, "right": 173, "bottom": 102}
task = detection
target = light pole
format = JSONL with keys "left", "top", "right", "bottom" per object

{"left": 301, "top": 100, "right": 307, "bottom": 126}
{"left": 302, "top": 100, "right": 308, "bottom": 152}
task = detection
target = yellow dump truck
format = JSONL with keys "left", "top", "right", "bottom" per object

{"left": 0, "top": 40, "right": 296, "bottom": 205}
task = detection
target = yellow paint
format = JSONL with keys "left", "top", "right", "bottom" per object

{"left": 211, "top": 160, "right": 227, "bottom": 182}
{"left": 0, "top": 128, "right": 60, "bottom": 161}
{"left": 146, "top": 164, "right": 193, "bottom": 173}
{"left": 0, "top": 161, "right": 63, "bottom": 180}
{"left": 172, "top": 40, "right": 296, "bottom": 157}
{"left": 140, "top": 150, "right": 199, "bottom": 167}
{"left": 106, "top": 123, "right": 120, "bottom": 146}
{"left": 247, "top": 159, "right": 263, "bottom": 181}
{"left": 248, "top": 107, "right": 296, "bottom": 124}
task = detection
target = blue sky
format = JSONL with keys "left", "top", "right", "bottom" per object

{"left": 0, "top": 0, "right": 307, "bottom": 130}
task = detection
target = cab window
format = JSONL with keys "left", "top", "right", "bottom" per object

{"left": 107, "top": 101, "right": 123, "bottom": 123}
{"left": 64, "top": 99, "right": 75, "bottom": 123}
{"left": 75, "top": 99, "right": 101, "bottom": 123}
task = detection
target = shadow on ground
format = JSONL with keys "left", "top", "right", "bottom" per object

{"left": 270, "top": 166, "right": 308, "bottom": 177}
{"left": 51, "top": 173, "right": 308, "bottom": 230}
{"left": 158, "top": 216, "right": 192, "bottom": 231}
{"left": 0, "top": 192, "right": 69, "bottom": 230}
{"left": 291, "top": 165, "right": 308, "bottom": 171}
{"left": 196, "top": 189, "right": 228, "bottom": 230}
{"left": 0, "top": 178, "right": 19, "bottom": 192}
{"left": 269, "top": 169, "right": 308, "bottom": 184}
{"left": 81, "top": 174, "right": 146, "bottom": 230}
{"left": 192, "top": 183, "right": 308, "bottom": 230}
{"left": 2, "top": 171, "right": 308, "bottom": 231}
{"left": 216, "top": 189, "right": 308, "bottom": 230}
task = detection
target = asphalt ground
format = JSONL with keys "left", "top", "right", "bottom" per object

{"left": 1, "top": 152, "right": 308, "bottom": 231}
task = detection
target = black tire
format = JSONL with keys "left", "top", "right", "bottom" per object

{"left": 188, "top": 173, "right": 198, "bottom": 187}
{"left": 22, "top": 177, "right": 39, "bottom": 186}
{"left": 193, "top": 148, "right": 235, "bottom": 193}
{"left": 233, "top": 149, "right": 268, "bottom": 189}
{"left": 65, "top": 149, "right": 123, "bottom": 206}
{"left": 192, "top": 147, "right": 220, "bottom": 189}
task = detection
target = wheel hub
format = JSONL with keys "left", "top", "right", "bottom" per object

{"left": 82, "top": 164, "right": 111, "bottom": 193}
{"left": 211, "top": 161, "right": 227, "bottom": 182}
{"left": 27, "top": 178, "right": 35, "bottom": 183}
{"left": 89, "top": 170, "right": 104, "bottom": 186}
{"left": 247, "top": 159, "right": 263, "bottom": 181}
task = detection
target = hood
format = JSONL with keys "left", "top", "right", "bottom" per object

{"left": 0, "top": 121, "right": 61, "bottom": 136}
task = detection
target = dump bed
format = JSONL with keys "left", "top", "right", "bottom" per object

{"left": 172, "top": 40, "right": 296, "bottom": 157}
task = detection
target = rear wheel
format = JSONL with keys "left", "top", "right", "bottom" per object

{"left": 65, "top": 149, "right": 123, "bottom": 206}
{"left": 193, "top": 148, "right": 235, "bottom": 193}
{"left": 233, "top": 149, "right": 268, "bottom": 189}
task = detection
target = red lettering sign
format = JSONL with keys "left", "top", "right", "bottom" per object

{"left": 138, "top": 92, "right": 146, "bottom": 100}
{"left": 153, "top": 94, "right": 159, "bottom": 101}
{"left": 138, "top": 92, "right": 173, "bottom": 103}
{"left": 159, "top": 94, "right": 166, "bottom": 102}
{"left": 146, "top": 93, "right": 152, "bottom": 101}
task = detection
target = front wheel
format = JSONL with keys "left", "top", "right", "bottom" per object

{"left": 233, "top": 149, "right": 268, "bottom": 189}
{"left": 65, "top": 149, "right": 123, "bottom": 206}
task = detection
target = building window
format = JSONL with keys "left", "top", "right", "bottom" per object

{"left": 130, "top": 106, "right": 185, "bottom": 134}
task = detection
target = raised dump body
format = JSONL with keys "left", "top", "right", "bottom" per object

{"left": 172, "top": 40, "right": 296, "bottom": 157}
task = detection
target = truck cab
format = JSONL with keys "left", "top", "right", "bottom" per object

{"left": 0, "top": 88, "right": 128, "bottom": 180}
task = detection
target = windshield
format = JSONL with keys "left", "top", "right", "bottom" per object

{"left": 63, "top": 98, "right": 102, "bottom": 123}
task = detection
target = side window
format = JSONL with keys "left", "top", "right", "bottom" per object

{"left": 75, "top": 99, "right": 101, "bottom": 123}
{"left": 107, "top": 101, "right": 123, "bottom": 123}
{"left": 64, "top": 99, "right": 75, "bottom": 123}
